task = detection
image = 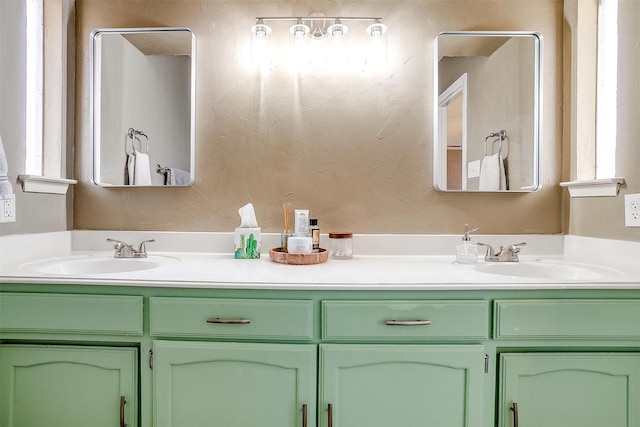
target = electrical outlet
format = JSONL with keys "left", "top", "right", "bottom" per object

{"left": 625, "top": 193, "right": 640, "bottom": 227}
{"left": 0, "top": 194, "right": 16, "bottom": 223}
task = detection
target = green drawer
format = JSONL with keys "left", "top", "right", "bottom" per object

{"left": 322, "top": 300, "right": 489, "bottom": 341}
{"left": 0, "top": 293, "right": 143, "bottom": 336}
{"left": 150, "top": 297, "right": 314, "bottom": 341}
{"left": 494, "top": 299, "right": 640, "bottom": 339}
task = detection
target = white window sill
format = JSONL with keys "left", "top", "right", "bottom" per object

{"left": 18, "top": 175, "right": 77, "bottom": 195}
{"left": 559, "top": 177, "right": 625, "bottom": 197}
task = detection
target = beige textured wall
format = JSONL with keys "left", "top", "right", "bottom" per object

{"left": 567, "top": 0, "right": 640, "bottom": 242}
{"left": 74, "top": 0, "right": 563, "bottom": 234}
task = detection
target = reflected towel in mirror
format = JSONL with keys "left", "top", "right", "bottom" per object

{"left": 126, "top": 151, "right": 152, "bottom": 185}
{"left": 479, "top": 153, "right": 506, "bottom": 191}
{"left": 0, "top": 136, "right": 14, "bottom": 195}
{"left": 167, "top": 168, "right": 190, "bottom": 186}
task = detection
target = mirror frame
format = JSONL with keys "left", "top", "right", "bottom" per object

{"left": 90, "top": 27, "right": 196, "bottom": 187}
{"left": 433, "top": 31, "right": 543, "bottom": 192}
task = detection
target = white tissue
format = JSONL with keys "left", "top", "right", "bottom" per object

{"left": 238, "top": 203, "right": 258, "bottom": 228}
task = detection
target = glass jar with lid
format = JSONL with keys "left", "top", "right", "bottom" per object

{"left": 328, "top": 232, "right": 353, "bottom": 259}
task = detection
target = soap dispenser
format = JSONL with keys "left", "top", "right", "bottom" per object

{"left": 456, "top": 223, "right": 480, "bottom": 264}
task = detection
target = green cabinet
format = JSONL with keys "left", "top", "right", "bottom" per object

{"left": 499, "top": 353, "right": 640, "bottom": 427}
{"left": 2, "top": 288, "right": 639, "bottom": 427}
{"left": 152, "top": 341, "right": 317, "bottom": 427}
{"left": 0, "top": 345, "right": 138, "bottom": 427}
{"left": 320, "top": 344, "right": 486, "bottom": 427}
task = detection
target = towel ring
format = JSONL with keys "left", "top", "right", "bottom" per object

{"left": 484, "top": 130, "right": 509, "bottom": 159}
{"left": 127, "top": 128, "right": 150, "bottom": 154}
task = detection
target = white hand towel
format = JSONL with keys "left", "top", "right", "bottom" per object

{"left": 133, "top": 151, "right": 152, "bottom": 185}
{"left": 127, "top": 154, "right": 135, "bottom": 185}
{"left": 168, "top": 168, "right": 191, "bottom": 186}
{"left": 479, "top": 153, "right": 506, "bottom": 191}
{"left": 0, "top": 136, "right": 14, "bottom": 195}
{"left": 498, "top": 154, "right": 507, "bottom": 190}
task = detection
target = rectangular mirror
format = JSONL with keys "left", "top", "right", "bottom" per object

{"left": 434, "top": 31, "right": 542, "bottom": 192}
{"left": 91, "top": 27, "right": 195, "bottom": 187}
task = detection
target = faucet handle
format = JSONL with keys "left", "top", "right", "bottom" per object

{"left": 106, "top": 238, "right": 136, "bottom": 257}
{"left": 504, "top": 242, "right": 527, "bottom": 252}
{"left": 137, "top": 239, "right": 156, "bottom": 256}
{"left": 477, "top": 242, "right": 496, "bottom": 256}
{"left": 497, "top": 242, "right": 527, "bottom": 262}
{"left": 106, "top": 238, "right": 131, "bottom": 250}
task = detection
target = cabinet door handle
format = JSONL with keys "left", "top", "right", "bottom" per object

{"left": 206, "top": 318, "right": 251, "bottom": 324}
{"left": 328, "top": 403, "right": 333, "bottom": 427}
{"left": 302, "top": 404, "right": 307, "bottom": 427}
{"left": 385, "top": 319, "right": 431, "bottom": 326}
{"left": 510, "top": 402, "right": 518, "bottom": 427}
{"left": 120, "top": 396, "right": 127, "bottom": 427}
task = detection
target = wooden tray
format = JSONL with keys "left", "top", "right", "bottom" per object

{"left": 269, "top": 248, "right": 328, "bottom": 265}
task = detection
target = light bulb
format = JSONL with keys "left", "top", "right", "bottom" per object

{"left": 251, "top": 23, "right": 272, "bottom": 38}
{"left": 290, "top": 23, "right": 310, "bottom": 38}
{"left": 251, "top": 22, "right": 272, "bottom": 70}
{"left": 366, "top": 22, "right": 387, "bottom": 38}
{"left": 327, "top": 23, "right": 348, "bottom": 38}
{"left": 365, "top": 21, "right": 387, "bottom": 67}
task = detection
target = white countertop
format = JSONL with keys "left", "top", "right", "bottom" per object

{"left": 1, "top": 231, "right": 639, "bottom": 290}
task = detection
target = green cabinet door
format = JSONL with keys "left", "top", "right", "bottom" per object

{"left": 153, "top": 341, "right": 317, "bottom": 427}
{"left": 0, "top": 345, "right": 138, "bottom": 427}
{"left": 319, "top": 344, "right": 486, "bottom": 427}
{"left": 499, "top": 353, "right": 640, "bottom": 427}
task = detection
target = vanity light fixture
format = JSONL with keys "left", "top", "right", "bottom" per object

{"left": 253, "top": 16, "right": 383, "bottom": 39}
{"left": 251, "top": 16, "right": 387, "bottom": 69}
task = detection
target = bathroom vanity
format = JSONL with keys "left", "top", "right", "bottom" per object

{"left": 1, "top": 232, "right": 639, "bottom": 427}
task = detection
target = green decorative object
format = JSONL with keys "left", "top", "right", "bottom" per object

{"left": 235, "top": 232, "right": 260, "bottom": 259}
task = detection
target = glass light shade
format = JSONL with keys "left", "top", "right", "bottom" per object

{"left": 366, "top": 22, "right": 387, "bottom": 38}
{"left": 290, "top": 23, "right": 311, "bottom": 39}
{"left": 289, "top": 23, "right": 311, "bottom": 69}
{"left": 251, "top": 23, "right": 272, "bottom": 69}
{"left": 327, "top": 23, "right": 349, "bottom": 38}
{"left": 251, "top": 23, "right": 272, "bottom": 38}
{"left": 365, "top": 22, "right": 387, "bottom": 66}
{"left": 327, "top": 23, "right": 350, "bottom": 69}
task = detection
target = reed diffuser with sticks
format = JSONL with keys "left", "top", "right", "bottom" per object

{"left": 282, "top": 202, "right": 291, "bottom": 252}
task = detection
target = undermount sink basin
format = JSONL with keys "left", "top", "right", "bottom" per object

{"left": 21, "top": 254, "right": 179, "bottom": 275}
{"left": 473, "top": 259, "right": 622, "bottom": 281}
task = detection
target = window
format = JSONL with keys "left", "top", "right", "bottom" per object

{"left": 25, "top": 0, "right": 43, "bottom": 175}
{"left": 596, "top": 0, "right": 618, "bottom": 179}
{"left": 19, "top": 0, "right": 76, "bottom": 193}
{"left": 560, "top": 0, "right": 623, "bottom": 197}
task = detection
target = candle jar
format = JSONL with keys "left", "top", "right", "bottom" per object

{"left": 329, "top": 232, "right": 353, "bottom": 259}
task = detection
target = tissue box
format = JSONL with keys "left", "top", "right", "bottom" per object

{"left": 234, "top": 227, "right": 261, "bottom": 259}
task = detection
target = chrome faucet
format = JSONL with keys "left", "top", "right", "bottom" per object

{"left": 477, "top": 242, "right": 527, "bottom": 262}
{"left": 106, "top": 238, "right": 155, "bottom": 258}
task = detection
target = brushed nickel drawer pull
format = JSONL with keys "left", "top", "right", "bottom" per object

{"left": 385, "top": 319, "right": 432, "bottom": 326}
{"left": 511, "top": 402, "right": 519, "bottom": 427}
{"left": 302, "top": 404, "right": 308, "bottom": 427}
{"left": 120, "top": 396, "right": 127, "bottom": 427}
{"left": 206, "top": 318, "right": 251, "bottom": 324}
